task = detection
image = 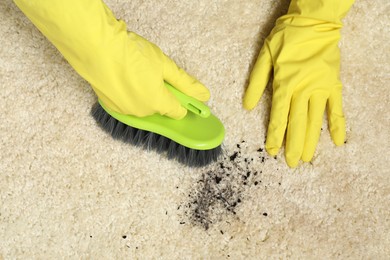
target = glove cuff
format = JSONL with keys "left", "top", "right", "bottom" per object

{"left": 287, "top": 0, "right": 355, "bottom": 24}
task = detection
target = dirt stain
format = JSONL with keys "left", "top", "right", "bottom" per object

{"left": 180, "top": 140, "right": 271, "bottom": 230}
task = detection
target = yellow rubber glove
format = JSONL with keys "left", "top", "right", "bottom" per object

{"left": 13, "top": 0, "right": 210, "bottom": 119}
{"left": 244, "top": 0, "right": 355, "bottom": 168}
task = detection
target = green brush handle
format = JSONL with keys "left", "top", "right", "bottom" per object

{"left": 165, "top": 82, "right": 210, "bottom": 118}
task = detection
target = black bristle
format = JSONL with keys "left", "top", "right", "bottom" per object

{"left": 188, "top": 149, "right": 197, "bottom": 166}
{"left": 112, "top": 121, "right": 126, "bottom": 139}
{"left": 156, "top": 135, "right": 170, "bottom": 153}
{"left": 91, "top": 102, "right": 223, "bottom": 167}
{"left": 144, "top": 132, "right": 158, "bottom": 150}
{"left": 167, "top": 141, "right": 179, "bottom": 159}
{"left": 133, "top": 129, "right": 146, "bottom": 146}
{"left": 122, "top": 124, "right": 136, "bottom": 143}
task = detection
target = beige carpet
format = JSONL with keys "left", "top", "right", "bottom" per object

{"left": 1, "top": 0, "right": 389, "bottom": 258}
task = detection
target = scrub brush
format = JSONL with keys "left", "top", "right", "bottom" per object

{"left": 91, "top": 82, "right": 225, "bottom": 167}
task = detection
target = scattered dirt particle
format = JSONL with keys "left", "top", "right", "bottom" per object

{"left": 180, "top": 141, "right": 270, "bottom": 230}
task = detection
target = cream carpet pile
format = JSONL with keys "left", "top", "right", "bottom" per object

{"left": 1, "top": 0, "right": 389, "bottom": 258}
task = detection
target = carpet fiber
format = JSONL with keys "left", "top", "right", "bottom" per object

{"left": 1, "top": 0, "right": 389, "bottom": 258}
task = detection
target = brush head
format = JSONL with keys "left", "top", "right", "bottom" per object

{"left": 91, "top": 102, "right": 224, "bottom": 167}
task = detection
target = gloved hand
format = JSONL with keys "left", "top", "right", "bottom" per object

{"left": 13, "top": 0, "right": 210, "bottom": 119}
{"left": 244, "top": 0, "right": 355, "bottom": 167}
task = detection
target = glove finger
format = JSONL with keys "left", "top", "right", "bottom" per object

{"left": 265, "top": 83, "right": 292, "bottom": 156}
{"left": 243, "top": 43, "right": 273, "bottom": 110}
{"left": 163, "top": 55, "right": 210, "bottom": 102}
{"left": 285, "top": 95, "right": 309, "bottom": 168}
{"left": 302, "top": 94, "right": 327, "bottom": 162}
{"left": 157, "top": 81, "right": 188, "bottom": 120}
{"left": 328, "top": 87, "right": 346, "bottom": 146}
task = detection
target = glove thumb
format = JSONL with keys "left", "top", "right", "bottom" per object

{"left": 157, "top": 81, "right": 188, "bottom": 120}
{"left": 243, "top": 43, "right": 273, "bottom": 110}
